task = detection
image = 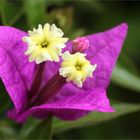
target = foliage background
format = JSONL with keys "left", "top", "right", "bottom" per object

{"left": 0, "top": 0, "right": 140, "bottom": 139}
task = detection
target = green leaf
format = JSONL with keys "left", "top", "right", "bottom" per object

{"left": 112, "top": 65, "right": 140, "bottom": 92}
{"left": 0, "top": 0, "right": 24, "bottom": 26}
{"left": 27, "top": 115, "right": 53, "bottom": 139}
{"left": 24, "top": 0, "right": 46, "bottom": 28}
{"left": 53, "top": 103, "right": 140, "bottom": 134}
{"left": 0, "top": 121, "right": 17, "bottom": 139}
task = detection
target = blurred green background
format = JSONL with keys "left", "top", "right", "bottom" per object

{"left": 0, "top": 0, "right": 140, "bottom": 139}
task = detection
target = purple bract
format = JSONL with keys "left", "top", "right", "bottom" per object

{"left": 0, "top": 23, "right": 128, "bottom": 123}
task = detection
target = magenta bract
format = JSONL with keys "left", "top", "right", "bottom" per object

{"left": 0, "top": 23, "right": 128, "bottom": 123}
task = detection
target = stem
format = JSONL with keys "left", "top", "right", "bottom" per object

{"left": 45, "top": 114, "right": 53, "bottom": 140}
{"left": 27, "top": 114, "right": 53, "bottom": 139}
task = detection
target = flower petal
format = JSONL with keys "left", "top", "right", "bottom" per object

{"left": 6, "top": 23, "right": 127, "bottom": 122}
{"left": 63, "top": 23, "right": 128, "bottom": 90}
{"left": 8, "top": 86, "right": 113, "bottom": 123}
{"left": 83, "top": 23, "right": 128, "bottom": 89}
{"left": 0, "top": 26, "right": 35, "bottom": 113}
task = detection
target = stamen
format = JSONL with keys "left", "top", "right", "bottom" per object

{"left": 41, "top": 41, "right": 48, "bottom": 48}
{"left": 75, "top": 65, "right": 81, "bottom": 71}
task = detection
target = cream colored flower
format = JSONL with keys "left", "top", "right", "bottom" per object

{"left": 22, "top": 23, "right": 68, "bottom": 64}
{"left": 59, "top": 51, "right": 97, "bottom": 87}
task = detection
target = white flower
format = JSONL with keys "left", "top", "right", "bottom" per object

{"left": 22, "top": 23, "right": 68, "bottom": 64}
{"left": 59, "top": 51, "right": 97, "bottom": 87}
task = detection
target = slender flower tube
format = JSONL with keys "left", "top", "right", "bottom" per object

{"left": 0, "top": 23, "right": 128, "bottom": 123}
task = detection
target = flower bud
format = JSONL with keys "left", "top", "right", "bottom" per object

{"left": 72, "top": 37, "right": 89, "bottom": 53}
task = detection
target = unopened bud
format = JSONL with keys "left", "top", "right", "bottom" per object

{"left": 72, "top": 37, "right": 89, "bottom": 53}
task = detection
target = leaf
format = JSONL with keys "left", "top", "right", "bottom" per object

{"left": 53, "top": 103, "right": 140, "bottom": 134}
{"left": 0, "top": 121, "right": 17, "bottom": 139}
{"left": 27, "top": 115, "right": 53, "bottom": 139}
{"left": 0, "top": 0, "right": 24, "bottom": 26}
{"left": 112, "top": 65, "right": 140, "bottom": 92}
{"left": 24, "top": 0, "right": 46, "bottom": 28}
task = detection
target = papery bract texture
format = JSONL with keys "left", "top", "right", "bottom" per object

{"left": 0, "top": 23, "right": 128, "bottom": 123}
{"left": 0, "top": 27, "right": 36, "bottom": 114}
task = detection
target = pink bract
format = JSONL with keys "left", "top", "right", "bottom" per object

{"left": 72, "top": 37, "right": 89, "bottom": 52}
{"left": 0, "top": 23, "right": 128, "bottom": 123}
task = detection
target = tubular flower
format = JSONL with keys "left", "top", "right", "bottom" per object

{"left": 60, "top": 51, "right": 97, "bottom": 87}
{"left": 23, "top": 23, "right": 68, "bottom": 64}
{"left": 0, "top": 23, "right": 128, "bottom": 123}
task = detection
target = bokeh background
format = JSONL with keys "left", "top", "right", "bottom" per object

{"left": 0, "top": 0, "right": 140, "bottom": 139}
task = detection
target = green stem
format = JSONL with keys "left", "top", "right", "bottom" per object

{"left": 44, "top": 114, "right": 53, "bottom": 140}
{"left": 27, "top": 114, "right": 53, "bottom": 139}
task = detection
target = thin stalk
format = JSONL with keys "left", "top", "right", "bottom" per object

{"left": 27, "top": 114, "right": 53, "bottom": 139}
{"left": 45, "top": 114, "right": 53, "bottom": 140}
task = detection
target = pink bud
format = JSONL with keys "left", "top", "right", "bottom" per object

{"left": 72, "top": 37, "right": 89, "bottom": 53}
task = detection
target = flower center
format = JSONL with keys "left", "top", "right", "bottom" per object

{"left": 75, "top": 63, "right": 82, "bottom": 71}
{"left": 41, "top": 41, "right": 48, "bottom": 48}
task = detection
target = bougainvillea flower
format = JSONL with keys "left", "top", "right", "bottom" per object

{"left": 0, "top": 23, "right": 128, "bottom": 123}
{"left": 23, "top": 23, "right": 68, "bottom": 64}
{"left": 60, "top": 51, "right": 97, "bottom": 87}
